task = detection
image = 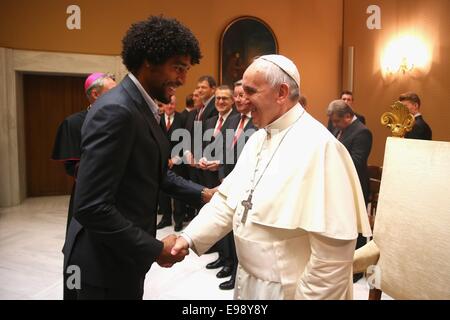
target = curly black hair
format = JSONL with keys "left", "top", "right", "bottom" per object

{"left": 121, "top": 15, "right": 202, "bottom": 72}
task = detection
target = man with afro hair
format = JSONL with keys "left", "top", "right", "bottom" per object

{"left": 64, "top": 16, "right": 214, "bottom": 299}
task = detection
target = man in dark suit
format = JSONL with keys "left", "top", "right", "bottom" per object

{"left": 200, "top": 85, "right": 238, "bottom": 188}
{"left": 157, "top": 95, "right": 189, "bottom": 231}
{"left": 327, "top": 90, "right": 366, "bottom": 132}
{"left": 178, "top": 92, "right": 202, "bottom": 222}
{"left": 52, "top": 72, "right": 116, "bottom": 300}
{"left": 179, "top": 93, "right": 195, "bottom": 125}
{"left": 185, "top": 76, "right": 219, "bottom": 171}
{"left": 214, "top": 80, "right": 256, "bottom": 290}
{"left": 194, "top": 86, "right": 238, "bottom": 276}
{"left": 327, "top": 99, "right": 372, "bottom": 283}
{"left": 156, "top": 96, "right": 184, "bottom": 231}
{"left": 195, "top": 75, "right": 218, "bottom": 124}
{"left": 63, "top": 16, "right": 214, "bottom": 300}
{"left": 183, "top": 78, "right": 219, "bottom": 195}
{"left": 399, "top": 92, "right": 432, "bottom": 140}
{"left": 219, "top": 81, "right": 256, "bottom": 182}
{"left": 52, "top": 73, "right": 117, "bottom": 231}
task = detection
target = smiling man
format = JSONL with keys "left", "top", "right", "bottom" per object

{"left": 63, "top": 16, "right": 214, "bottom": 300}
{"left": 172, "top": 54, "right": 371, "bottom": 300}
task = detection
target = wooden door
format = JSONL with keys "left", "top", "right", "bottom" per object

{"left": 23, "top": 74, "right": 88, "bottom": 196}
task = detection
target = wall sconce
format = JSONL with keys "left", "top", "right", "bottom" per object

{"left": 398, "top": 57, "right": 414, "bottom": 74}
{"left": 380, "top": 35, "right": 431, "bottom": 76}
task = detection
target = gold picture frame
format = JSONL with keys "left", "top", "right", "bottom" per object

{"left": 219, "top": 16, "right": 278, "bottom": 86}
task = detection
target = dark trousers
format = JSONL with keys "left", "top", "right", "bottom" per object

{"left": 159, "top": 192, "right": 185, "bottom": 224}
{"left": 353, "top": 233, "right": 367, "bottom": 282}
{"left": 174, "top": 199, "right": 194, "bottom": 221}
{"left": 222, "top": 232, "right": 238, "bottom": 277}
{"left": 75, "top": 279, "right": 145, "bottom": 300}
{"left": 63, "top": 271, "right": 77, "bottom": 300}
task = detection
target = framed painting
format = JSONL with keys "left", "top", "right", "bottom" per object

{"left": 220, "top": 16, "right": 278, "bottom": 86}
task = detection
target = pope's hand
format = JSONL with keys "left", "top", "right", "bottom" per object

{"left": 156, "top": 234, "right": 189, "bottom": 268}
{"left": 171, "top": 236, "right": 189, "bottom": 256}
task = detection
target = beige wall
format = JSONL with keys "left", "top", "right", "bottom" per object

{"left": 343, "top": 0, "right": 450, "bottom": 166}
{"left": 0, "top": 0, "right": 343, "bottom": 123}
{"left": 0, "top": 0, "right": 343, "bottom": 207}
{"left": 2, "top": 0, "right": 449, "bottom": 205}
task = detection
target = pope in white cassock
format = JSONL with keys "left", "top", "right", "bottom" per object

{"left": 171, "top": 54, "right": 372, "bottom": 299}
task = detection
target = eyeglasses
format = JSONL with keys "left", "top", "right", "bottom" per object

{"left": 216, "top": 96, "right": 232, "bottom": 101}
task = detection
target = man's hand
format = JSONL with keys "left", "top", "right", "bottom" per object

{"left": 205, "top": 160, "right": 220, "bottom": 171}
{"left": 198, "top": 157, "right": 209, "bottom": 170}
{"left": 171, "top": 236, "right": 189, "bottom": 256}
{"left": 185, "top": 151, "right": 196, "bottom": 167}
{"left": 168, "top": 159, "right": 174, "bottom": 170}
{"left": 198, "top": 158, "right": 220, "bottom": 171}
{"left": 156, "top": 234, "right": 189, "bottom": 268}
{"left": 201, "top": 187, "right": 218, "bottom": 204}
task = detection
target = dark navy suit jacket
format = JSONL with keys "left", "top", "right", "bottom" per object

{"left": 63, "top": 75, "right": 203, "bottom": 288}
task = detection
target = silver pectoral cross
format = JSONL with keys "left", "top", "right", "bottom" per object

{"left": 240, "top": 191, "right": 253, "bottom": 224}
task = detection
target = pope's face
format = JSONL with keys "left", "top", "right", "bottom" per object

{"left": 242, "top": 66, "right": 279, "bottom": 128}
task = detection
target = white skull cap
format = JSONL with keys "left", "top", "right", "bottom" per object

{"left": 257, "top": 54, "right": 300, "bottom": 88}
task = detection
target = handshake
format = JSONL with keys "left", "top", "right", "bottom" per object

{"left": 156, "top": 234, "right": 191, "bottom": 268}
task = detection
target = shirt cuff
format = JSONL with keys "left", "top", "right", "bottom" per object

{"left": 180, "top": 233, "right": 194, "bottom": 249}
{"left": 171, "top": 156, "right": 182, "bottom": 165}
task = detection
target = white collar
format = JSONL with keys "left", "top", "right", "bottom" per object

{"left": 128, "top": 73, "right": 160, "bottom": 121}
{"left": 242, "top": 111, "right": 252, "bottom": 118}
{"left": 218, "top": 108, "right": 233, "bottom": 122}
{"left": 265, "top": 103, "right": 304, "bottom": 136}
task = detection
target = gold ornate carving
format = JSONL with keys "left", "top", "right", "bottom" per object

{"left": 381, "top": 101, "right": 415, "bottom": 137}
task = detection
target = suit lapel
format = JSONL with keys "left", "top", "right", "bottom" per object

{"left": 340, "top": 120, "right": 359, "bottom": 144}
{"left": 169, "top": 112, "right": 181, "bottom": 135}
{"left": 244, "top": 118, "right": 255, "bottom": 131}
{"left": 122, "top": 76, "right": 170, "bottom": 176}
{"left": 203, "top": 97, "right": 216, "bottom": 120}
